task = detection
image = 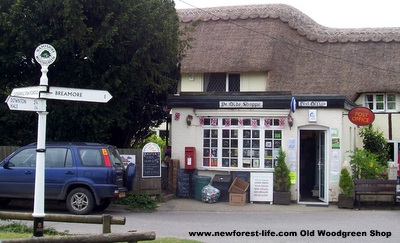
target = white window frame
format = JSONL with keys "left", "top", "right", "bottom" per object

{"left": 201, "top": 117, "right": 283, "bottom": 170}
{"left": 364, "top": 93, "right": 397, "bottom": 112}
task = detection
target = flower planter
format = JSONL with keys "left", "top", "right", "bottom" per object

{"left": 273, "top": 191, "right": 291, "bottom": 205}
{"left": 337, "top": 194, "right": 354, "bottom": 209}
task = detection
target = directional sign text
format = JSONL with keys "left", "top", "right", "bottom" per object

{"left": 5, "top": 96, "right": 46, "bottom": 112}
{"left": 41, "top": 86, "right": 112, "bottom": 103}
{"left": 11, "top": 86, "right": 47, "bottom": 99}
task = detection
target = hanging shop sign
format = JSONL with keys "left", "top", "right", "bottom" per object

{"left": 347, "top": 107, "right": 375, "bottom": 126}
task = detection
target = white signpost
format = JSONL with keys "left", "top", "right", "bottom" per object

{"left": 43, "top": 86, "right": 112, "bottom": 103}
{"left": 11, "top": 86, "right": 47, "bottom": 99}
{"left": 5, "top": 96, "right": 46, "bottom": 112}
{"left": 5, "top": 44, "right": 112, "bottom": 237}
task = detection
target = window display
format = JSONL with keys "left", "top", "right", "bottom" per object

{"left": 202, "top": 117, "right": 283, "bottom": 169}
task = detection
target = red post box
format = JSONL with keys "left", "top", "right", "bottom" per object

{"left": 185, "top": 147, "right": 196, "bottom": 169}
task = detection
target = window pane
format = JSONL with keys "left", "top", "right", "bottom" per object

{"left": 9, "top": 148, "right": 36, "bottom": 167}
{"left": 46, "top": 148, "right": 70, "bottom": 167}
{"left": 204, "top": 73, "right": 226, "bottom": 92}
{"left": 376, "top": 94, "right": 384, "bottom": 110}
{"left": 365, "top": 95, "right": 374, "bottom": 109}
{"left": 228, "top": 73, "right": 240, "bottom": 91}
{"left": 387, "top": 94, "right": 396, "bottom": 110}
{"left": 79, "top": 149, "right": 103, "bottom": 166}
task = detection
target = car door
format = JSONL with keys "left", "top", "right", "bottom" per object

{"left": 0, "top": 148, "right": 36, "bottom": 198}
{"left": 44, "top": 147, "right": 76, "bottom": 199}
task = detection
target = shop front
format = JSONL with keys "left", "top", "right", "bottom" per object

{"left": 168, "top": 93, "right": 357, "bottom": 204}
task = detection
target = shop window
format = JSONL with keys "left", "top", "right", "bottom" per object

{"left": 203, "top": 129, "right": 218, "bottom": 167}
{"left": 201, "top": 117, "right": 283, "bottom": 169}
{"left": 243, "top": 129, "right": 261, "bottom": 168}
{"left": 221, "top": 128, "right": 239, "bottom": 167}
{"left": 264, "top": 130, "right": 282, "bottom": 168}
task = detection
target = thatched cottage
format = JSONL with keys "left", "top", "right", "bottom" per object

{"left": 167, "top": 4, "right": 400, "bottom": 205}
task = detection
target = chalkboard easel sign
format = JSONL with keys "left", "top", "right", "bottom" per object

{"left": 142, "top": 142, "right": 161, "bottom": 178}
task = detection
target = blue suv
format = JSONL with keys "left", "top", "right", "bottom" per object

{"left": 0, "top": 142, "right": 135, "bottom": 215}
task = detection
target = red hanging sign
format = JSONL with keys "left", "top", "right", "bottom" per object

{"left": 348, "top": 107, "right": 375, "bottom": 126}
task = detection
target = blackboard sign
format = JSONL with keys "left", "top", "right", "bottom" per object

{"left": 142, "top": 143, "right": 161, "bottom": 178}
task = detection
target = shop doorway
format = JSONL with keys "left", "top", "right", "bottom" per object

{"left": 299, "top": 129, "right": 328, "bottom": 205}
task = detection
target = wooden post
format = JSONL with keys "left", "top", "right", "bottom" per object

{"left": 102, "top": 214, "right": 111, "bottom": 233}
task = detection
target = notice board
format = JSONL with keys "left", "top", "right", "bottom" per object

{"left": 142, "top": 142, "right": 161, "bottom": 178}
{"left": 250, "top": 172, "right": 273, "bottom": 202}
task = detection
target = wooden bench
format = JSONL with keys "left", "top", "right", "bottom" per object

{"left": 354, "top": 179, "right": 397, "bottom": 208}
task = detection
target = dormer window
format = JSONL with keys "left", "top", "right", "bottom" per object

{"left": 204, "top": 73, "right": 240, "bottom": 92}
{"left": 364, "top": 93, "right": 396, "bottom": 112}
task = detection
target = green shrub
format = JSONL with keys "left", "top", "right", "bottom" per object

{"left": 339, "top": 168, "right": 353, "bottom": 196}
{"left": 359, "top": 125, "right": 389, "bottom": 166}
{"left": 273, "top": 147, "right": 291, "bottom": 192}
{"left": 117, "top": 194, "right": 158, "bottom": 211}
{"left": 0, "top": 222, "right": 68, "bottom": 235}
{"left": 349, "top": 148, "right": 388, "bottom": 180}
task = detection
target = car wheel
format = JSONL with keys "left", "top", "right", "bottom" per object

{"left": 94, "top": 198, "right": 111, "bottom": 212}
{"left": 66, "top": 188, "right": 94, "bottom": 215}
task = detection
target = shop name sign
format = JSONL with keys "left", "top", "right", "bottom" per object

{"left": 220, "top": 101, "right": 263, "bottom": 108}
{"left": 348, "top": 107, "right": 375, "bottom": 126}
{"left": 298, "top": 101, "right": 327, "bottom": 107}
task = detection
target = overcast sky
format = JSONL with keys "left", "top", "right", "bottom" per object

{"left": 174, "top": 0, "right": 400, "bottom": 28}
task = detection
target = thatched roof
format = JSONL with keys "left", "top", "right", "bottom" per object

{"left": 178, "top": 4, "right": 400, "bottom": 100}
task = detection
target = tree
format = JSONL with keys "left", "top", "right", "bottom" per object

{"left": 0, "top": 0, "right": 181, "bottom": 147}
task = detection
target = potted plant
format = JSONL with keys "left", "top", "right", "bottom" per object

{"left": 273, "top": 147, "right": 291, "bottom": 205}
{"left": 338, "top": 168, "right": 354, "bottom": 209}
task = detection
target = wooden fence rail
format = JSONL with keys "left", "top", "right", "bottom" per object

{"left": 0, "top": 212, "right": 156, "bottom": 242}
{"left": 0, "top": 231, "right": 156, "bottom": 243}
{"left": 0, "top": 212, "right": 125, "bottom": 234}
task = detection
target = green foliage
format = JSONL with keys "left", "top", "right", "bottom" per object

{"left": 133, "top": 133, "right": 166, "bottom": 152}
{"left": 273, "top": 148, "right": 291, "bottom": 192}
{"left": 339, "top": 168, "right": 353, "bottom": 196}
{"left": 348, "top": 125, "right": 389, "bottom": 180}
{"left": 359, "top": 125, "right": 389, "bottom": 166}
{"left": 0, "top": 222, "right": 68, "bottom": 235}
{"left": 0, "top": 0, "right": 182, "bottom": 147}
{"left": 117, "top": 194, "right": 158, "bottom": 211}
{"left": 349, "top": 148, "right": 388, "bottom": 180}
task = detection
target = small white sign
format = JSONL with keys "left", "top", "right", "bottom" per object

{"left": 11, "top": 86, "right": 47, "bottom": 99}
{"left": 309, "top": 109, "right": 317, "bottom": 122}
{"left": 35, "top": 44, "right": 57, "bottom": 66}
{"left": 298, "top": 101, "right": 327, "bottom": 107}
{"left": 5, "top": 96, "right": 46, "bottom": 112}
{"left": 41, "top": 86, "right": 112, "bottom": 103}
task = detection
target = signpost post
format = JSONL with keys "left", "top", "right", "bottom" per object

{"left": 31, "top": 44, "right": 56, "bottom": 237}
{"left": 4, "top": 44, "right": 112, "bottom": 237}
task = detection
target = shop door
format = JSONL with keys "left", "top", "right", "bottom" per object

{"left": 299, "top": 129, "right": 327, "bottom": 204}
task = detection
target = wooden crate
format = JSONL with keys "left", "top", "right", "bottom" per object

{"left": 229, "top": 193, "right": 247, "bottom": 206}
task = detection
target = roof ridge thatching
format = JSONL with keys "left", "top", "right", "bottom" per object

{"left": 178, "top": 4, "right": 400, "bottom": 43}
